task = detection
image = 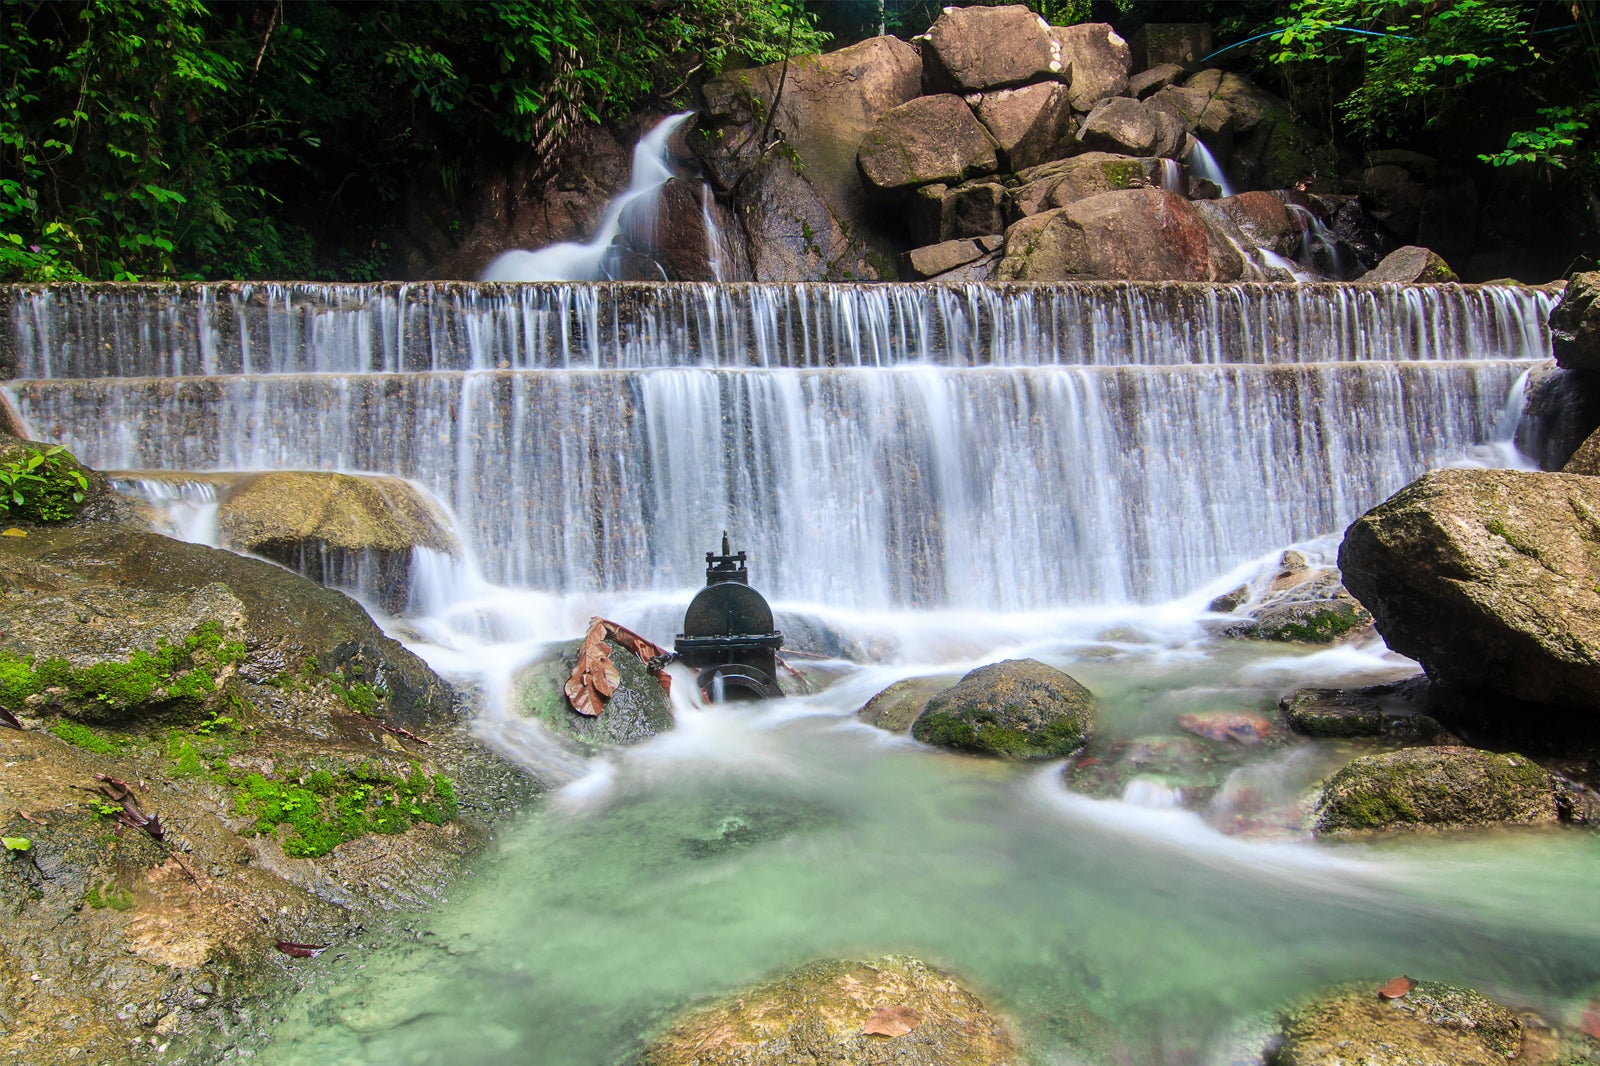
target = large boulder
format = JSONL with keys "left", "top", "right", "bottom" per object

{"left": 1052, "top": 23, "right": 1130, "bottom": 111}
{"left": 1076, "top": 97, "right": 1182, "bottom": 158}
{"left": 510, "top": 637, "right": 673, "bottom": 755}
{"left": 1193, "top": 191, "right": 1295, "bottom": 257}
{"left": 1357, "top": 244, "right": 1458, "bottom": 284}
{"left": 997, "top": 188, "right": 1245, "bottom": 282}
{"left": 615, "top": 177, "right": 746, "bottom": 282}
{"left": 857, "top": 94, "right": 1000, "bottom": 198}
{"left": 1274, "top": 981, "right": 1528, "bottom": 1066}
{"left": 1551, "top": 270, "right": 1600, "bottom": 371}
{"left": 910, "top": 658, "right": 1094, "bottom": 759}
{"left": 694, "top": 36, "right": 922, "bottom": 281}
{"left": 904, "top": 236, "right": 1004, "bottom": 280}
{"left": 1008, "top": 153, "right": 1175, "bottom": 217}
{"left": 215, "top": 471, "right": 460, "bottom": 614}
{"left": 971, "top": 81, "right": 1075, "bottom": 172}
{"left": 641, "top": 955, "right": 1017, "bottom": 1066}
{"left": 1313, "top": 746, "right": 1559, "bottom": 834}
{"left": 918, "top": 4, "right": 1063, "bottom": 94}
{"left": 1339, "top": 467, "right": 1600, "bottom": 709}
{"left": 1514, "top": 361, "right": 1600, "bottom": 471}
{"left": 908, "top": 181, "right": 1007, "bottom": 245}
{"left": 1127, "top": 63, "right": 1186, "bottom": 99}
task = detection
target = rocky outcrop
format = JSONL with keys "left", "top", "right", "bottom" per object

{"left": 694, "top": 35, "right": 922, "bottom": 281}
{"left": 918, "top": 4, "right": 1062, "bottom": 94}
{"left": 215, "top": 471, "right": 459, "bottom": 614}
{"left": 1358, "top": 244, "right": 1458, "bottom": 284}
{"left": 997, "top": 188, "right": 1245, "bottom": 282}
{"left": 1341, "top": 467, "right": 1600, "bottom": 710}
{"left": 910, "top": 658, "right": 1094, "bottom": 758}
{"left": 971, "top": 81, "right": 1075, "bottom": 171}
{"left": 1172, "top": 70, "right": 1314, "bottom": 191}
{"left": 1077, "top": 97, "right": 1182, "bottom": 158}
{"left": 909, "top": 180, "right": 1007, "bottom": 244}
{"left": 857, "top": 94, "right": 1000, "bottom": 198}
{"left": 511, "top": 638, "right": 674, "bottom": 756}
{"left": 641, "top": 955, "right": 1017, "bottom": 1066}
{"left": 1052, "top": 23, "right": 1130, "bottom": 110}
{"left": 1008, "top": 153, "right": 1175, "bottom": 217}
{"left": 1313, "top": 746, "right": 1559, "bottom": 834}
{"left": 1274, "top": 981, "right": 1528, "bottom": 1066}
{"left": 615, "top": 177, "right": 746, "bottom": 282}
{"left": 1550, "top": 270, "right": 1600, "bottom": 371}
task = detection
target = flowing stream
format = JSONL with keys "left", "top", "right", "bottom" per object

{"left": 6, "top": 278, "right": 1598, "bottom": 1064}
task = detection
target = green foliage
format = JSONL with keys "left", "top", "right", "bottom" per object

{"left": 48, "top": 719, "right": 125, "bottom": 754}
{"left": 0, "top": 620, "right": 247, "bottom": 719}
{"left": 2, "top": 836, "right": 31, "bottom": 853}
{"left": 0, "top": 445, "right": 89, "bottom": 523}
{"left": 234, "top": 762, "right": 456, "bottom": 858}
{"left": 330, "top": 679, "right": 385, "bottom": 716}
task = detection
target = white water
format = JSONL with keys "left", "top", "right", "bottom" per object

{"left": 1186, "top": 138, "right": 1236, "bottom": 197}
{"left": 480, "top": 113, "right": 692, "bottom": 283}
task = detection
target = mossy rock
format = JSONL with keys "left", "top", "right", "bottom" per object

{"left": 511, "top": 638, "right": 673, "bottom": 756}
{"left": 858, "top": 675, "right": 959, "bottom": 733}
{"left": 910, "top": 659, "right": 1094, "bottom": 760}
{"left": 1274, "top": 980, "right": 1525, "bottom": 1066}
{"left": 1279, "top": 688, "right": 1386, "bottom": 738}
{"left": 1250, "top": 599, "right": 1371, "bottom": 644}
{"left": 640, "top": 954, "right": 1017, "bottom": 1066}
{"left": 1313, "top": 745, "right": 1559, "bottom": 835}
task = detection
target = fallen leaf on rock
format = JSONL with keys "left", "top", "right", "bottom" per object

{"left": 1, "top": 528, "right": 26, "bottom": 538}
{"left": 1377, "top": 975, "right": 1416, "bottom": 999}
{"left": 1176, "top": 712, "right": 1273, "bottom": 744}
{"left": 863, "top": 1005, "right": 922, "bottom": 1037}
{"left": 275, "top": 941, "right": 328, "bottom": 958}
{"left": 565, "top": 618, "right": 620, "bottom": 717}
{"left": 1580, "top": 1001, "right": 1600, "bottom": 1040}
{"left": 0, "top": 706, "right": 21, "bottom": 729}
{"left": 16, "top": 809, "right": 47, "bottom": 826}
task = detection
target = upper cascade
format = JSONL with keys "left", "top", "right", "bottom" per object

{"left": 5, "top": 281, "right": 1553, "bottom": 380}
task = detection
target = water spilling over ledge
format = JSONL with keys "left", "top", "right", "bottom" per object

{"left": 6, "top": 280, "right": 1552, "bottom": 376}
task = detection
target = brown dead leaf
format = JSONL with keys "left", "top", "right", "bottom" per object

{"left": 0, "top": 706, "right": 21, "bottom": 729}
{"left": 565, "top": 618, "right": 620, "bottom": 717}
{"left": 16, "top": 809, "right": 47, "bottom": 826}
{"left": 601, "top": 619, "right": 674, "bottom": 697}
{"left": 274, "top": 941, "right": 328, "bottom": 958}
{"left": 1377, "top": 975, "right": 1416, "bottom": 999}
{"left": 863, "top": 1005, "right": 922, "bottom": 1038}
{"left": 1580, "top": 1001, "right": 1600, "bottom": 1041}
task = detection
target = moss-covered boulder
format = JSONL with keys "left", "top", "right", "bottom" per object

{"left": 910, "top": 659, "right": 1094, "bottom": 759}
{"left": 1273, "top": 981, "right": 1528, "bottom": 1066}
{"left": 1279, "top": 688, "right": 1385, "bottom": 738}
{"left": 640, "top": 954, "right": 1017, "bottom": 1066}
{"left": 858, "top": 675, "right": 959, "bottom": 733}
{"left": 215, "top": 470, "right": 459, "bottom": 614}
{"left": 511, "top": 638, "right": 674, "bottom": 756}
{"left": 1312, "top": 746, "right": 1559, "bottom": 835}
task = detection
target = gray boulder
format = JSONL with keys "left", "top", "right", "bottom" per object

{"left": 910, "top": 658, "right": 1095, "bottom": 759}
{"left": 642, "top": 955, "right": 1018, "bottom": 1066}
{"left": 694, "top": 36, "right": 922, "bottom": 281}
{"left": 511, "top": 637, "right": 673, "bottom": 755}
{"left": 1052, "top": 23, "right": 1130, "bottom": 110}
{"left": 1193, "top": 191, "right": 1296, "bottom": 257}
{"left": 997, "top": 188, "right": 1245, "bottom": 282}
{"left": 1313, "top": 746, "right": 1558, "bottom": 835}
{"left": 1357, "top": 244, "right": 1458, "bottom": 284}
{"left": 919, "top": 4, "right": 1063, "bottom": 94}
{"left": 1008, "top": 153, "right": 1175, "bottom": 217}
{"left": 904, "top": 236, "right": 1004, "bottom": 280}
{"left": 1339, "top": 467, "right": 1600, "bottom": 709}
{"left": 1076, "top": 97, "right": 1180, "bottom": 158}
{"left": 858, "top": 94, "right": 1000, "bottom": 198}
{"left": 1551, "top": 270, "right": 1600, "bottom": 371}
{"left": 1513, "top": 361, "right": 1600, "bottom": 471}
{"left": 1128, "top": 62, "right": 1185, "bottom": 99}
{"left": 972, "top": 81, "right": 1075, "bottom": 171}
{"left": 909, "top": 180, "right": 1007, "bottom": 245}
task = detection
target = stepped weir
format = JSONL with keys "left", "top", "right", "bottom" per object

{"left": 3, "top": 281, "right": 1551, "bottom": 610}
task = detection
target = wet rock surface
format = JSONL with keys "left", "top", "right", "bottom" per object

{"left": 1515, "top": 361, "right": 1600, "bottom": 471}
{"left": 1552, "top": 271, "right": 1600, "bottom": 372}
{"left": 1312, "top": 746, "right": 1560, "bottom": 835}
{"left": 511, "top": 638, "right": 674, "bottom": 756}
{"left": 1209, "top": 550, "right": 1373, "bottom": 645}
{"left": 1358, "top": 244, "right": 1459, "bottom": 284}
{"left": 910, "top": 658, "right": 1094, "bottom": 759}
{"left": 1272, "top": 981, "right": 1533, "bottom": 1066}
{"left": 1340, "top": 467, "right": 1600, "bottom": 710}
{"left": 858, "top": 676, "right": 960, "bottom": 733}
{"left": 640, "top": 954, "right": 1017, "bottom": 1066}
{"left": 997, "top": 188, "right": 1245, "bottom": 282}
{"left": 1279, "top": 688, "right": 1386, "bottom": 738}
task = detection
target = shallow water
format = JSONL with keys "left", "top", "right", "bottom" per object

{"left": 254, "top": 584, "right": 1600, "bottom": 1066}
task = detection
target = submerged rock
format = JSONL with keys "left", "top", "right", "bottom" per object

{"left": 215, "top": 470, "right": 460, "bottom": 614}
{"left": 511, "top": 637, "right": 674, "bottom": 755}
{"left": 858, "top": 675, "right": 959, "bottom": 733}
{"left": 1339, "top": 467, "right": 1600, "bottom": 709}
{"left": 910, "top": 659, "right": 1094, "bottom": 758}
{"left": 1274, "top": 981, "right": 1527, "bottom": 1066}
{"left": 1279, "top": 688, "right": 1385, "bottom": 738}
{"left": 641, "top": 954, "right": 1017, "bottom": 1066}
{"left": 1312, "top": 746, "right": 1559, "bottom": 835}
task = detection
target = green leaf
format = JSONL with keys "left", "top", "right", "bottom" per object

{"left": 2, "top": 836, "right": 30, "bottom": 852}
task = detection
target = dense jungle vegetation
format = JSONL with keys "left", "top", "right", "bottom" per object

{"left": 2, "top": 0, "right": 1595, "bottom": 283}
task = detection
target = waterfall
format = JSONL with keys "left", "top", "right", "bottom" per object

{"left": 4, "top": 281, "right": 1550, "bottom": 611}
{"left": 481, "top": 113, "right": 692, "bottom": 283}
{"left": 1185, "top": 138, "right": 1236, "bottom": 197}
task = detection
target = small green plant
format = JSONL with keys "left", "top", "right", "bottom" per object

{"left": 233, "top": 762, "right": 456, "bottom": 858}
{"left": 0, "top": 445, "right": 89, "bottom": 522}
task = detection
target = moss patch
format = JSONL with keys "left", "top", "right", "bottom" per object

{"left": 232, "top": 762, "right": 456, "bottom": 858}
{"left": 1314, "top": 746, "right": 1558, "bottom": 834}
{"left": 48, "top": 719, "right": 126, "bottom": 755}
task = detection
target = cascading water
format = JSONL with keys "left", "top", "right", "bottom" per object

{"left": 6, "top": 278, "right": 1595, "bottom": 1066}
{"left": 1186, "top": 137, "right": 1236, "bottom": 197}
{"left": 480, "top": 113, "right": 692, "bottom": 282}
